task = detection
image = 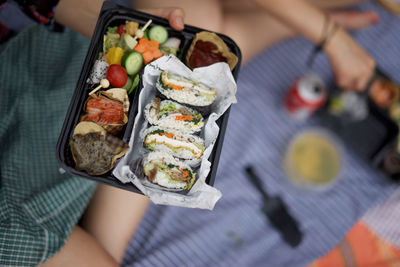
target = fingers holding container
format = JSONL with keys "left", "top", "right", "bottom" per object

{"left": 135, "top": 6, "right": 185, "bottom": 31}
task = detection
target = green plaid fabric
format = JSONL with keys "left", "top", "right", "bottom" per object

{"left": 0, "top": 25, "right": 96, "bottom": 266}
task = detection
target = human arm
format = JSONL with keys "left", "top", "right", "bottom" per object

{"left": 43, "top": 4, "right": 185, "bottom": 264}
{"left": 46, "top": 189, "right": 148, "bottom": 266}
{"left": 80, "top": 184, "right": 150, "bottom": 263}
{"left": 54, "top": 0, "right": 185, "bottom": 38}
{"left": 39, "top": 226, "right": 119, "bottom": 267}
{"left": 40, "top": 189, "right": 147, "bottom": 266}
{"left": 252, "top": 0, "right": 375, "bottom": 91}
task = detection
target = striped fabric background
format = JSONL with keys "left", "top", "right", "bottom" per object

{"left": 363, "top": 188, "right": 400, "bottom": 248}
{"left": 122, "top": 3, "right": 400, "bottom": 267}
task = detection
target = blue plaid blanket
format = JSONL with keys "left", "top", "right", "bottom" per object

{"left": 122, "top": 3, "right": 400, "bottom": 266}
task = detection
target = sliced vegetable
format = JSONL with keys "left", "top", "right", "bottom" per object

{"left": 166, "top": 83, "right": 182, "bottom": 90}
{"left": 119, "top": 34, "right": 138, "bottom": 51}
{"left": 134, "top": 38, "right": 162, "bottom": 65}
{"left": 160, "top": 132, "right": 174, "bottom": 138}
{"left": 106, "top": 47, "right": 124, "bottom": 65}
{"left": 122, "top": 51, "right": 143, "bottom": 75}
{"left": 178, "top": 167, "right": 189, "bottom": 178}
{"left": 142, "top": 51, "right": 154, "bottom": 65}
{"left": 103, "top": 32, "right": 120, "bottom": 53}
{"left": 128, "top": 74, "right": 140, "bottom": 94}
{"left": 175, "top": 115, "right": 193, "bottom": 121}
{"left": 122, "top": 76, "right": 133, "bottom": 91}
{"left": 134, "top": 38, "right": 151, "bottom": 53}
{"left": 149, "top": 25, "right": 168, "bottom": 45}
{"left": 106, "top": 64, "right": 128, "bottom": 88}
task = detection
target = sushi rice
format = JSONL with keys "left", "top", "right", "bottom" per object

{"left": 156, "top": 71, "right": 217, "bottom": 107}
{"left": 144, "top": 126, "right": 205, "bottom": 159}
{"left": 144, "top": 98, "right": 204, "bottom": 133}
{"left": 143, "top": 151, "right": 195, "bottom": 190}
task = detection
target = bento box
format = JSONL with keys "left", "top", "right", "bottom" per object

{"left": 56, "top": 1, "right": 242, "bottom": 195}
{"left": 317, "top": 68, "right": 399, "bottom": 170}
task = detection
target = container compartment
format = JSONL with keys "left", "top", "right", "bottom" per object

{"left": 56, "top": 1, "right": 242, "bottom": 194}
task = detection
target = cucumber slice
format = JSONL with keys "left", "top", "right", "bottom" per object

{"left": 122, "top": 51, "right": 143, "bottom": 75}
{"left": 149, "top": 25, "right": 168, "bottom": 45}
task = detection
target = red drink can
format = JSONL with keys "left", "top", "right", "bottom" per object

{"left": 284, "top": 73, "right": 327, "bottom": 121}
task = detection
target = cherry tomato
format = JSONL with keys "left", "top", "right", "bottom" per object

{"left": 106, "top": 64, "right": 128, "bottom": 88}
{"left": 117, "top": 24, "right": 126, "bottom": 36}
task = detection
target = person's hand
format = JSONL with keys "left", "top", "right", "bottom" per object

{"left": 55, "top": 1, "right": 185, "bottom": 38}
{"left": 324, "top": 28, "right": 375, "bottom": 91}
{"left": 139, "top": 7, "right": 185, "bottom": 31}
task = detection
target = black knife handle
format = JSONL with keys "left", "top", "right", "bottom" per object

{"left": 245, "top": 166, "right": 270, "bottom": 200}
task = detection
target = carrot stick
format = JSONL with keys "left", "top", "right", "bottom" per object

{"left": 175, "top": 115, "right": 193, "bottom": 121}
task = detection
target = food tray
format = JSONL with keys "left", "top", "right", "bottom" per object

{"left": 317, "top": 70, "right": 399, "bottom": 168}
{"left": 318, "top": 100, "right": 398, "bottom": 166}
{"left": 56, "top": 1, "right": 242, "bottom": 194}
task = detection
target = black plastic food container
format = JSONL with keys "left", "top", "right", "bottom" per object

{"left": 317, "top": 68, "right": 399, "bottom": 169}
{"left": 56, "top": 1, "right": 242, "bottom": 194}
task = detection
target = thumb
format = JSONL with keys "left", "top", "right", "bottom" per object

{"left": 138, "top": 7, "right": 185, "bottom": 31}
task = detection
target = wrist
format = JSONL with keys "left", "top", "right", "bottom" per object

{"left": 306, "top": 15, "right": 341, "bottom": 67}
{"left": 323, "top": 26, "right": 345, "bottom": 56}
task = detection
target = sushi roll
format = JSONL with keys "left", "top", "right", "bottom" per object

{"left": 144, "top": 97, "right": 204, "bottom": 133}
{"left": 143, "top": 151, "right": 195, "bottom": 190}
{"left": 144, "top": 126, "right": 205, "bottom": 159}
{"left": 156, "top": 71, "right": 217, "bottom": 107}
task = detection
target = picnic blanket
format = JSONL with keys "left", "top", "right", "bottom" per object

{"left": 0, "top": 2, "right": 399, "bottom": 267}
{"left": 310, "top": 188, "right": 400, "bottom": 267}
{"left": 0, "top": 26, "right": 96, "bottom": 266}
{"left": 122, "top": 2, "right": 400, "bottom": 267}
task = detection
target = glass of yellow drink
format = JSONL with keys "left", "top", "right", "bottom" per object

{"left": 284, "top": 128, "right": 342, "bottom": 191}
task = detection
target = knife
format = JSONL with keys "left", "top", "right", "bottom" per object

{"left": 245, "top": 166, "right": 303, "bottom": 247}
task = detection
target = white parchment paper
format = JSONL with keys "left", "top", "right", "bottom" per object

{"left": 113, "top": 55, "right": 237, "bottom": 210}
